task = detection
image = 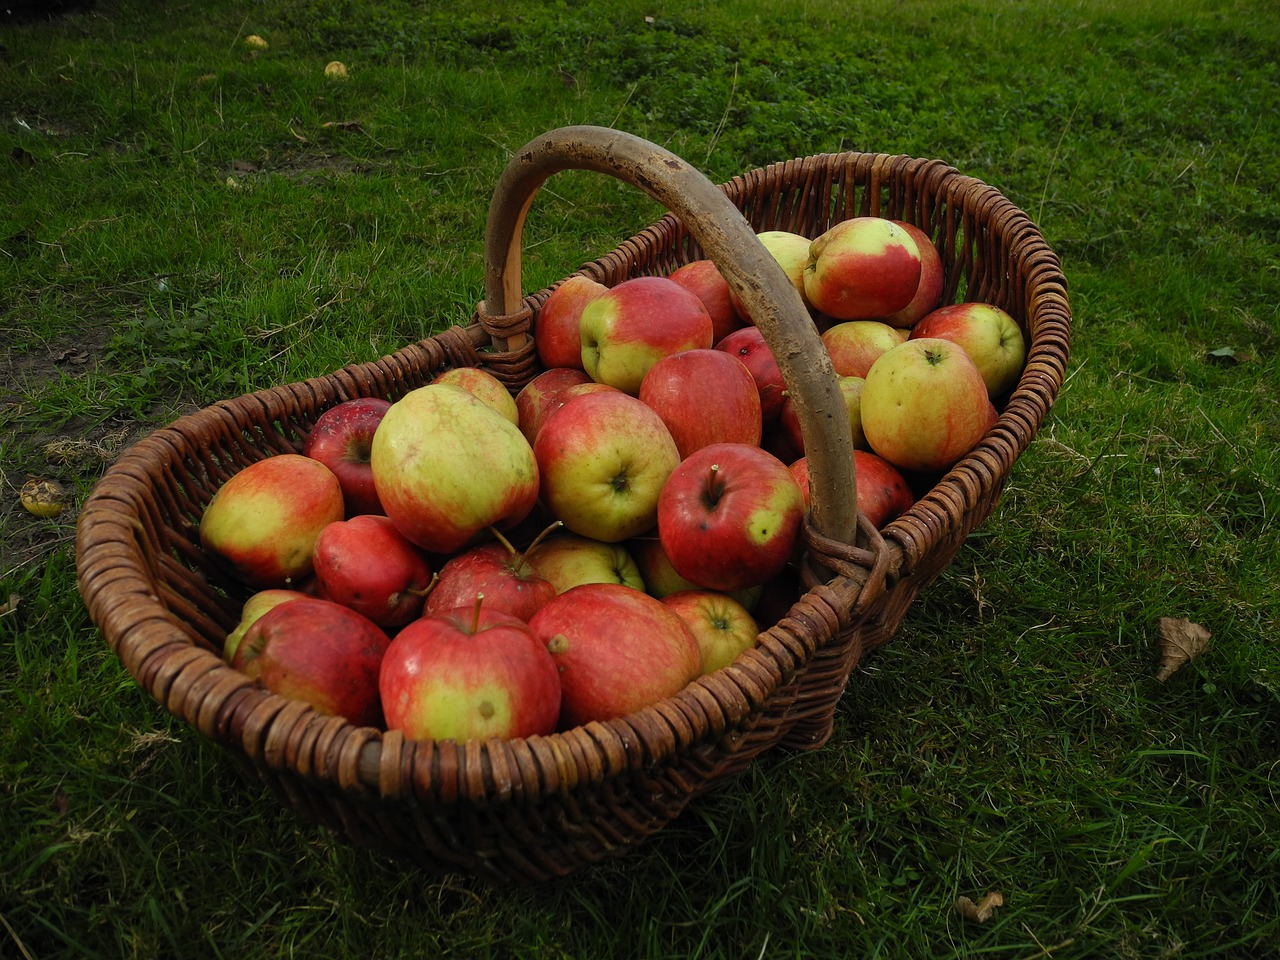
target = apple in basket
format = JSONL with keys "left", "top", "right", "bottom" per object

{"left": 728, "top": 229, "right": 813, "bottom": 321}
{"left": 860, "top": 337, "right": 991, "bottom": 473}
{"left": 578, "top": 275, "right": 714, "bottom": 394}
{"left": 661, "top": 589, "right": 760, "bottom": 676}
{"left": 528, "top": 582, "right": 701, "bottom": 727}
{"left": 533, "top": 389, "right": 680, "bottom": 543}
{"left": 804, "top": 217, "right": 922, "bottom": 321}
{"left": 425, "top": 524, "right": 560, "bottom": 621}
{"left": 883, "top": 221, "right": 944, "bottom": 329}
{"left": 638, "top": 348, "right": 762, "bottom": 459}
{"left": 629, "top": 535, "right": 762, "bottom": 610}
{"left": 525, "top": 531, "right": 646, "bottom": 594}
{"left": 431, "top": 367, "right": 520, "bottom": 425}
{"left": 515, "top": 367, "right": 593, "bottom": 445}
{"left": 657, "top": 442, "right": 805, "bottom": 593}
{"left": 380, "top": 600, "right": 561, "bottom": 741}
{"left": 223, "top": 588, "right": 309, "bottom": 662}
{"left": 820, "top": 320, "right": 907, "bottom": 379}
{"left": 200, "top": 453, "right": 346, "bottom": 589}
{"left": 667, "top": 259, "right": 745, "bottom": 343}
{"left": 909, "top": 302, "right": 1027, "bottom": 399}
{"left": 231, "top": 596, "right": 392, "bottom": 728}
{"left": 780, "top": 374, "right": 868, "bottom": 455}
{"left": 714, "top": 325, "right": 787, "bottom": 426}
{"left": 370, "top": 383, "right": 540, "bottom": 554}
{"left": 535, "top": 274, "right": 607, "bottom": 371}
{"left": 311, "top": 514, "right": 435, "bottom": 630}
{"left": 789, "top": 450, "right": 915, "bottom": 529}
{"left": 303, "top": 397, "right": 392, "bottom": 516}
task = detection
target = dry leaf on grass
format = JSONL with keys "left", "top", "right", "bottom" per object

{"left": 1156, "top": 616, "right": 1211, "bottom": 681}
{"left": 956, "top": 890, "right": 1004, "bottom": 923}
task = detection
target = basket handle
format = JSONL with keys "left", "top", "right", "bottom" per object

{"left": 480, "top": 125, "right": 858, "bottom": 553}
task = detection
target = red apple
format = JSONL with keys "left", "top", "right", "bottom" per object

{"left": 380, "top": 601, "right": 561, "bottom": 741}
{"left": 820, "top": 320, "right": 908, "bottom": 379}
{"left": 303, "top": 397, "right": 392, "bottom": 516}
{"left": 714, "top": 325, "right": 787, "bottom": 426}
{"left": 432, "top": 367, "right": 519, "bottom": 425}
{"left": 528, "top": 582, "right": 701, "bottom": 727}
{"left": 780, "top": 374, "right": 867, "bottom": 455}
{"left": 525, "top": 532, "right": 645, "bottom": 593}
{"left": 535, "top": 274, "right": 608, "bottom": 371}
{"left": 231, "top": 596, "right": 391, "bottom": 727}
{"left": 804, "top": 217, "right": 922, "bottom": 321}
{"left": 630, "top": 535, "right": 762, "bottom": 610}
{"left": 533, "top": 389, "right": 679, "bottom": 543}
{"left": 860, "top": 337, "right": 991, "bottom": 472}
{"left": 790, "top": 449, "right": 915, "bottom": 529}
{"left": 515, "top": 367, "right": 593, "bottom": 445}
{"left": 661, "top": 589, "right": 760, "bottom": 675}
{"left": 579, "top": 275, "right": 714, "bottom": 393}
{"left": 200, "top": 453, "right": 345, "bottom": 588}
{"left": 884, "top": 221, "right": 944, "bottom": 328}
{"left": 311, "top": 514, "right": 435, "bottom": 629}
{"left": 728, "top": 230, "right": 813, "bottom": 320}
{"left": 223, "top": 588, "right": 309, "bottom": 662}
{"left": 638, "top": 348, "right": 762, "bottom": 459}
{"left": 657, "top": 442, "right": 805, "bottom": 592}
{"left": 668, "top": 259, "right": 745, "bottom": 342}
{"left": 528, "top": 380, "right": 618, "bottom": 442}
{"left": 425, "top": 524, "right": 559, "bottom": 621}
{"left": 370, "top": 383, "right": 540, "bottom": 554}
{"left": 909, "top": 302, "right": 1027, "bottom": 398}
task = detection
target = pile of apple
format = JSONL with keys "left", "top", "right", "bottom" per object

{"left": 201, "top": 215, "right": 1026, "bottom": 743}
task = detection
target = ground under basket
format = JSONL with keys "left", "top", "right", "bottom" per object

{"left": 75, "top": 126, "right": 1070, "bottom": 884}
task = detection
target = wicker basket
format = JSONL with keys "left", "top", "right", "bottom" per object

{"left": 75, "top": 126, "right": 1070, "bottom": 884}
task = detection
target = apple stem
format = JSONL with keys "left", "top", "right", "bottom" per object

{"left": 492, "top": 519, "right": 563, "bottom": 576}
{"left": 406, "top": 572, "right": 439, "bottom": 599}
{"left": 488, "top": 525, "right": 519, "bottom": 559}
{"left": 471, "top": 592, "right": 484, "bottom": 634}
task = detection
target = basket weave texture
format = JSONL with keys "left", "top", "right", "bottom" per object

{"left": 76, "top": 135, "right": 1070, "bottom": 884}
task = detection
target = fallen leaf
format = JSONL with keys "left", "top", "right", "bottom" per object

{"left": 55, "top": 348, "right": 89, "bottom": 366}
{"left": 956, "top": 891, "right": 1004, "bottom": 924}
{"left": 1205, "top": 346, "right": 1253, "bottom": 365}
{"left": 321, "top": 120, "right": 365, "bottom": 132}
{"left": 1156, "top": 616, "right": 1211, "bottom": 681}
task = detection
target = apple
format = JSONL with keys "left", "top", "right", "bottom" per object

{"left": 303, "top": 397, "right": 392, "bottom": 516}
{"left": 533, "top": 389, "right": 680, "bottom": 543}
{"left": 781, "top": 374, "right": 867, "bottom": 455}
{"left": 657, "top": 442, "right": 805, "bottom": 593}
{"left": 223, "top": 588, "right": 309, "bottom": 662}
{"left": 432, "top": 367, "right": 519, "bottom": 425}
{"left": 820, "top": 320, "right": 907, "bottom": 379}
{"left": 578, "top": 275, "right": 714, "bottom": 394}
{"left": 668, "top": 259, "right": 745, "bottom": 343}
{"left": 527, "top": 380, "right": 618, "bottom": 442}
{"left": 803, "top": 217, "right": 922, "bottom": 320}
{"left": 661, "top": 589, "right": 760, "bottom": 675}
{"left": 790, "top": 449, "right": 915, "bottom": 529}
{"left": 200, "top": 453, "right": 345, "bottom": 588}
{"left": 638, "top": 348, "right": 762, "bottom": 459}
{"left": 425, "top": 524, "right": 560, "bottom": 621}
{"left": 909, "top": 302, "right": 1027, "bottom": 398}
{"left": 535, "top": 274, "right": 608, "bottom": 371}
{"left": 860, "top": 337, "right": 991, "bottom": 472}
{"left": 528, "top": 582, "right": 701, "bottom": 727}
{"left": 714, "top": 325, "right": 787, "bottom": 426}
{"left": 311, "top": 514, "right": 435, "bottom": 629}
{"left": 525, "top": 532, "right": 646, "bottom": 593}
{"left": 514, "top": 367, "right": 593, "bottom": 445}
{"left": 727, "top": 230, "right": 813, "bottom": 320}
{"left": 231, "top": 596, "right": 392, "bottom": 727}
{"left": 380, "top": 601, "right": 561, "bottom": 741}
{"left": 370, "top": 383, "right": 540, "bottom": 554}
{"left": 884, "top": 221, "right": 944, "bottom": 328}
{"left": 629, "top": 535, "right": 762, "bottom": 610}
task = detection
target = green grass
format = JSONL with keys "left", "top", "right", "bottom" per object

{"left": 2, "top": 0, "right": 1278, "bottom": 957}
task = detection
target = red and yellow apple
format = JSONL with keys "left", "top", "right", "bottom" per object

{"left": 432, "top": 367, "right": 519, "bottom": 425}
{"left": 638, "top": 348, "right": 762, "bottom": 458}
{"left": 909, "top": 302, "right": 1027, "bottom": 398}
{"left": 883, "top": 221, "right": 944, "bottom": 328}
{"left": 790, "top": 449, "right": 915, "bottom": 529}
{"left": 525, "top": 531, "right": 646, "bottom": 594}
{"left": 661, "top": 589, "right": 760, "bottom": 675}
{"left": 804, "top": 217, "right": 922, "bottom": 321}
{"left": 668, "top": 259, "right": 745, "bottom": 343}
{"left": 714, "top": 325, "right": 787, "bottom": 426}
{"left": 820, "top": 320, "right": 908, "bottom": 379}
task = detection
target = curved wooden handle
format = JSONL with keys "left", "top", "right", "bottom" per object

{"left": 482, "top": 125, "right": 858, "bottom": 552}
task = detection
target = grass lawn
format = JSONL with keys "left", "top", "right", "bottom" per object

{"left": 2, "top": 0, "right": 1278, "bottom": 957}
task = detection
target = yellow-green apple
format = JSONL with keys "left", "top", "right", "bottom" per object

{"left": 380, "top": 601, "right": 561, "bottom": 741}
{"left": 527, "top": 582, "right": 701, "bottom": 727}
{"left": 579, "top": 275, "right": 714, "bottom": 393}
{"left": 781, "top": 374, "right": 868, "bottom": 455}
{"left": 657, "top": 442, "right": 805, "bottom": 592}
{"left": 728, "top": 230, "right": 813, "bottom": 321}
{"left": 909, "top": 302, "right": 1027, "bottom": 398}
{"left": 223, "top": 588, "right": 309, "bottom": 662}
{"left": 820, "top": 320, "right": 908, "bottom": 379}
{"left": 425, "top": 524, "right": 560, "bottom": 621}
{"left": 668, "top": 259, "right": 745, "bottom": 343}
{"left": 525, "top": 532, "right": 645, "bottom": 593}
{"left": 370, "top": 383, "right": 539, "bottom": 554}
{"left": 789, "top": 449, "right": 914, "bottom": 529}
{"left": 515, "top": 367, "right": 593, "bottom": 445}
{"left": 533, "top": 389, "right": 679, "bottom": 542}
{"left": 311, "top": 514, "right": 435, "bottom": 629}
{"left": 638, "top": 348, "right": 762, "bottom": 459}
{"left": 661, "top": 589, "right": 760, "bottom": 675}
{"left": 860, "top": 337, "right": 990, "bottom": 472}
{"left": 303, "top": 397, "right": 392, "bottom": 516}
{"left": 883, "top": 221, "right": 944, "bottom": 328}
{"left": 714, "top": 325, "right": 787, "bottom": 426}
{"left": 804, "top": 217, "right": 922, "bottom": 321}
{"left": 200, "top": 453, "right": 345, "bottom": 588}
{"left": 535, "top": 274, "right": 607, "bottom": 371}
{"left": 231, "top": 596, "right": 391, "bottom": 727}
{"left": 431, "top": 367, "right": 519, "bottom": 425}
